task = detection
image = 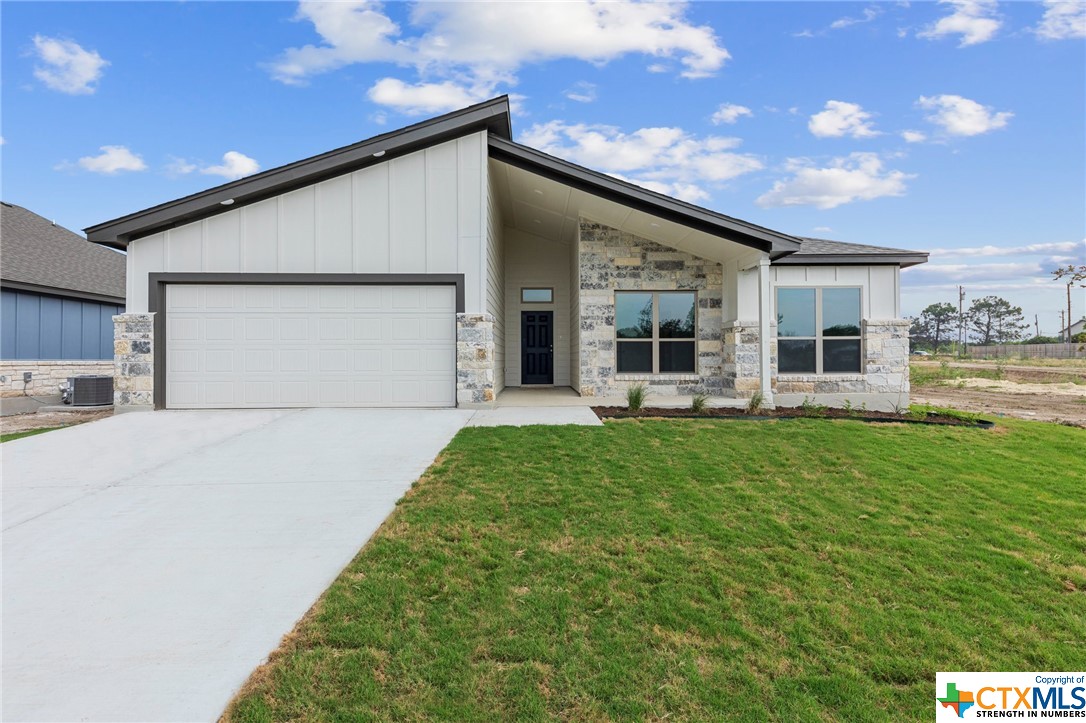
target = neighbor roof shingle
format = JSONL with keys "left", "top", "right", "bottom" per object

{"left": 1, "top": 202, "right": 126, "bottom": 302}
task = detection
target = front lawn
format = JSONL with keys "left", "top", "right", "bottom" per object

{"left": 228, "top": 418, "right": 1085, "bottom": 721}
{"left": 0, "top": 426, "right": 62, "bottom": 443}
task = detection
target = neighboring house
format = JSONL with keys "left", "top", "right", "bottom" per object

{"left": 1, "top": 203, "right": 126, "bottom": 412}
{"left": 1062, "top": 318, "right": 1085, "bottom": 340}
{"left": 86, "top": 97, "right": 926, "bottom": 412}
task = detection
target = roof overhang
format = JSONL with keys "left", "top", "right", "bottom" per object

{"left": 85, "top": 97, "right": 513, "bottom": 249}
{"left": 487, "top": 136, "right": 802, "bottom": 258}
{"left": 1, "top": 279, "right": 125, "bottom": 305}
{"left": 773, "top": 252, "right": 929, "bottom": 268}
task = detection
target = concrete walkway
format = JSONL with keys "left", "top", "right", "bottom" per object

{"left": 2, "top": 408, "right": 473, "bottom": 722}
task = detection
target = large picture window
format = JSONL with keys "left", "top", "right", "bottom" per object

{"left": 616, "top": 291, "right": 697, "bottom": 373}
{"left": 777, "top": 287, "right": 862, "bottom": 374}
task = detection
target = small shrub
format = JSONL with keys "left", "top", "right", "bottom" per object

{"left": 691, "top": 392, "right": 709, "bottom": 414}
{"left": 746, "top": 391, "right": 764, "bottom": 413}
{"left": 995, "top": 358, "right": 1007, "bottom": 381}
{"left": 939, "top": 360, "right": 950, "bottom": 377}
{"left": 800, "top": 396, "right": 827, "bottom": 417}
{"left": 626, "top": 383, "right": 648, "bottom": 412}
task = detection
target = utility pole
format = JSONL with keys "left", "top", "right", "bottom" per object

{"left": 958, "top": 286, "right": 966, "bottom": 356}
{"left": 1060, "top": 310, "right": 1066, "bottom": 343}
{"left": 1035, "top": 314, "right": 1039, "bottom": 339}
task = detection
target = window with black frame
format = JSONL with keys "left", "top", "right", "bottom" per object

{"left": 777, "top": 287, "right": 862, "bottom": 374}
{"left": 615, "top": 291, "right": 697, "bottom": 374}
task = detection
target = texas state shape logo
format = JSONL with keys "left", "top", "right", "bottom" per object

{"left": 938, "top": 682, "right": 976, "bottom": 717}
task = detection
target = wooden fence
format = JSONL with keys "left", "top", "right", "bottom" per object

{"left": 964, "top": 343, "right": 1086, "bottom": 359}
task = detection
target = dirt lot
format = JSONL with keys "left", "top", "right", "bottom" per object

{"left": 1, "top": 409, "right": 113, "bottom": 436}
{"left": 911, "top": 361, "right": 1086, "bottom": 427}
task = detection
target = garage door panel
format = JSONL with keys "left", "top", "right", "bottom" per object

{"left": 166, "top": 284, "right": 455, "bottom": 408}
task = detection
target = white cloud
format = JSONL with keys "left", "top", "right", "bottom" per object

{"left": 1034, "top": 0, "right": 1086, "bottom": 40}
{"left": 929, "top": 241, "right": 1084, "bottom": 258}
{"left": 200, "top": 151, "right": 260, "bottom": 181}
{"left": 830, "top": 6, "right": 881, "bottom": 30}
{"left": 711, "top": 103, "right": 752, "bottom": 125}
{"left": 564, "top": 81, "right": 597, "bottom": 103}
{"left": 367, "top": 78, "right": 491, "bottom": 115}
{"left": 165, "top": 156, "right": 197, "bottom": 176}
{"left": 271, "top": 1, "right": 729, "bottom": 112}
{"left": 520, "top": 120, "right": 763, "bottom": 203}
{"left": 901, "top": 129, "right": 927, "bottom": 143}
{"left": 808, "top": 100, "right": 879, "bottom": 139}
{"left": 918, "top": 0, "right": 1001, "bottom": 46}
{"left": 813, "top": 226, "right": 834, "bottom": 233}
{"left": 755, "top": 153, "right": 913, "bottom": 210}
{"left": 905, "top": 261, "right": 1044, "bottom": 283}
{"left": 74, "top": 146, "right": 146, "bottom": 174}
{"left": 918, "top": 94, "right": 1012, "bottom": 136}
{"left": 31, "top": 35, "right": 109, "bottom": 95}
{"left": 0, "top": 136, "right": 5, "bottom": 146}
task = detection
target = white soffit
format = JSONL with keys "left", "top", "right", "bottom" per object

{"left": 491, "top": 159, "right": 754, "bottom": 263}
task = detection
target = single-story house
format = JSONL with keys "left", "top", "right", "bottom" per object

{"left": 1062, "top": 318, "right": 1085, "bottom": 340}
{"left": 86, "top": 97, "right": 926, "bottom": 412}
{"left": 1, "top": 202, "right": 126, "bottom": 412}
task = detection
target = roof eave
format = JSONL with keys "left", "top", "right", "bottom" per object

{"left": 1, "top": 278, "right": 125, "bottom": 305}
{"left": 86, "top": 96, "right": 513, "bottom": 249}
{"left": 487, "top": 136, "right": 802, "bottom": 256}
{"left": 773, "top": 252, "right": 929, "bottom": 268}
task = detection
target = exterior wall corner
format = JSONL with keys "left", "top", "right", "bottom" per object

{"left": 113, "top": 313, "right": 155, "bottom": 411}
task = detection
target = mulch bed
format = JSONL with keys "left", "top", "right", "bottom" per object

{"left": 592, "top": 406, "right": 992, "bottom": 427}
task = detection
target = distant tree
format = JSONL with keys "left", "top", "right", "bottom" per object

{"left": 1020, "top": 335, "right": 1061, "bottom": 345}
{"left": 966, "top": 296, "right": 1029, "bottom": 345}
{"left": 1051, "top": 264, "right": 1086, "bottom": 341}
{"left": 908, "top": 316, "right": 930, "bottom": 351}
{"left": 918, "top": 302, "right": 957, "bottom": 353}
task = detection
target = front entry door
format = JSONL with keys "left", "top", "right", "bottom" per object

{"left": 521, "top": 311, "right": 553, "bottom": 384}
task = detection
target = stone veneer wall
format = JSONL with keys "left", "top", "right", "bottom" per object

{"left": 113, "top": 313, "right": 155, "bottom": 409}
{"left": 578, "top": 221, "right": 724, "bottom": 397}
{"left": 0, "top": 360, "right": 114, "bottom": 399}
{"left": 722, "top": 321, "right": 772, "bottom": 398}
{"left": 456, "top": 312, "right": 495, "bottom": 406}
{"left": 773, "top": 319, "right": 910, "bottom": 405}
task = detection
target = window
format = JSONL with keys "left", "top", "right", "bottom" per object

{"left": 777, "top": 287, "right": 862, "bottom": 374}
{"left": 615, "top": 291, "right": 697, "bottom": 373}
{"left": 521, "top": 288, "right": 553, "bottom": 303}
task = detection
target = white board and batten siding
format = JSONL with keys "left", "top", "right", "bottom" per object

{"left": 126, "top": 132, "right": 489, "bottom": 313}
{"left": 166, "top": 284, "right": 456, "bottom": 408}
{"left": 769, "top": 265, "right": 900, "bottom": 320}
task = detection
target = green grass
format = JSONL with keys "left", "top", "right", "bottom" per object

{"left": 910, "top": 362, "right": 1002, "bottom": 386}
{"left": 0, "top": 426, "right": 63, "bottom": 443}
{"left": 228, "top": 418, "right": 1085, "bottom": 722}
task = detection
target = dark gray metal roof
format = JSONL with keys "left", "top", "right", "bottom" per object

{"left": 86, "top": 96, "right": 514, "bottom": 249}
{"left": 488, "top": 136, "right": 802, "bottom": 256}
{"left": 772, "top": 236, "right": 928, "bottom": 268}
{"left": 1, "top": 202, "right": 126, "bottom": 303}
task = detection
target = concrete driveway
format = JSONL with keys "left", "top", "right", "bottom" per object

{"left": 2, "top": 408, "right": 473, "bottom": 722}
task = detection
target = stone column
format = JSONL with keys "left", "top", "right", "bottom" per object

{"left": 456, "top": 312, "right": 495, "bottom": 407}
{"left": 863, "top": 319, "right": 911, "bottom": 405}
{"left": 722, "top": 320, "right": 762, "bottom": 398}
{"left": 113, "top": 313, "right": 155, "bottom": 412}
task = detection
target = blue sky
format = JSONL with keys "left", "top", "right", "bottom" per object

{"left": 3, "top": 1, "right": 1084, "bottom": 334}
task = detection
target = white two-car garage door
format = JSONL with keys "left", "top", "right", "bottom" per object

{"left": 165, "top": 284, "right": 455, "bottom": 408}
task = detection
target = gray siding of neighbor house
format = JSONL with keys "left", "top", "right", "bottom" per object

{"left": 0, "top": 289, "right": 122, "bottom": 360}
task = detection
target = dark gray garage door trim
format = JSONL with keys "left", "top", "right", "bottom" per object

{"left": 148, "top": 273, "right": 466, "bottom": 410}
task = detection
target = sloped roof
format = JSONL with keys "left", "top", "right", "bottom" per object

{"left": 1, "top": 202, "right": 126, "bottom": 303}
{"left": 771, "top": 236, "right": 928, "bottom": 268}
{"left": 85, "top": 97, "right": 514, "bottom": 249}
{"left": 84, "top": 96, "right": 926, "bottom": 267}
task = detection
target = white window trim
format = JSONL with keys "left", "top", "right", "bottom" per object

{"left": 776, "top": 286, "right": 864, "bottom": 376}
{"left": 615, "top": 290, "right": 698, "bottom": 375}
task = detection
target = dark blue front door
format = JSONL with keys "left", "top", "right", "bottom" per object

{"left": 521, "top": 311, "right": 553, "bottom": 384}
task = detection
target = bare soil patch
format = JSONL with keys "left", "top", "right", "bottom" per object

{"left": 1, "top": 409, "right": 113, "bottom": 435}
{"left": 911, "top": 386, "right": 1086, "bottom": 428}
